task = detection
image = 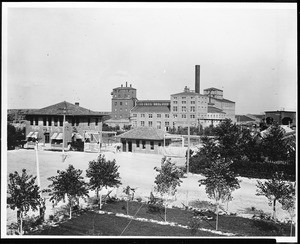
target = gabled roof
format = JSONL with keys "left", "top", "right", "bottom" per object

{"left": 235, "top": 115, "right": 255, "bottom": 122}
{"left": 131, "top": 105, "right": 170, "bottom": 113}
{"left": 116, "top": 127, "right": 170, "bottom": 140}
{"left": 28, "top": 101, "right": 110, "bottom": 116}
{"left": 171, "top": 91, "right": 198, "bottom": 96}
{"left": 211, "top": 97, "right": 235, "bottom": 104}
{"left": 204, "top": 87, "right": 223, "bottom": 91}
{"left": 207, "top": 106, "right": 225, "bottom": 114}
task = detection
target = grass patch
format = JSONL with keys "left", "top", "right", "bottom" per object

{"left": 28, "top": 199, "right": 294, "bottom": 237}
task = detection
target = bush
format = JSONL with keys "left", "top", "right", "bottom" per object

{"left": 188, "top": 217, "right": 202, "bottom": 236}
{"left": 70, "top": 140, "right": 84, "bottom": 151}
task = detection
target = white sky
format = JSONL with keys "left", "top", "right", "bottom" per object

{"left": 2, "top": 3, "right": 297, "bottom": 114}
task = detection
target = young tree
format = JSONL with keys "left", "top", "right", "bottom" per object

{"left": 199, "top": 159, "right": 240, "bottom": 231}
{"left": 48, "top": 164, "right": 88, "bottom": 219}
{"left": 279, "top": 182, "right": 296, "bottom": 236}
{"left": 256, "top": 172, "right": 288, "bottom": 220}
{"left": 7, "top": 169, "right": 41, "bottom": 235}
{"left": 86, "top": 154, "right": 122, "bottom": 209}
{"left": 123, "top": 185, "right": 136, "bottom": 215}
{"left": 154, "top": 157, "right": 183, "bottom": 222}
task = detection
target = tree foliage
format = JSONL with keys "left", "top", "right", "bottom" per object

{"left": 7, "top": 123, "right": 25, "bottom": 150}
{"left": 262, "top": 124, "right": 288, "bottom": 162}
{"left": 256, "top": 172, "right": 289, "bottom": 220}
{"left": 154, "top": 157, "right": 183, "bottom": 221}
{"left": 7, "top": 169, "right": 41, "bottom": 234}
{"left": 86, "top": 154, "right": 122, "bottom": 208}
{"left": 199, "top": 159, "right": 240, "bottom": 230}
{"left": 47, "top": 164, "right": 88, "bottom": 219}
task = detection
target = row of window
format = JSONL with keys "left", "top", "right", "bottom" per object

{"left": 173, "top": 100, "right": 207, "bottom": 104}
{"left": 132, "top": 113, "right": 169, "bottom": 118}
{"left": 114, "top": 108, "right": 128, "bottom": 112}
{"left": 173, "top": 106, "right": 196, "bottom": 112}
{"left": 30, "top": 117, "right": 99, "bottom": 127}
{"left": 114, "top": 101, "right": 128, "bottom": 106}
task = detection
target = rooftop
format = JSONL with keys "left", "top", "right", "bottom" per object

{"left": 211, "top": 97, "right": 235, "bottom": 104}
{"left": 235, "top": 115, "right": 256, "bottom": 122}
{"left": 27, "top": 101, "right": 110, "bottom": 116}
{"left": 117, "top": 127, "right": 170, "bottom": 140}
{"left": 131, "top": 105, "right": 170, "bottom": 113}
{"left": 204, "top": 87, "right": 223, "bottom": 92}
{"left": 207, "top": 106, "right": 226, "bottom": 114}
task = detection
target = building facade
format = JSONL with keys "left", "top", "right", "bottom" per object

{"left": 24, "top": 101, "right": 110, "bottom": 150}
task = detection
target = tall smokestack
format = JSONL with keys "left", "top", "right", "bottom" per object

{"left": 195, "top": 65, "right": 200, "bottom": 94}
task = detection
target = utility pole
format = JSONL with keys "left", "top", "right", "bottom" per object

{"left": 35, "top": 140, "right": 41, "bottom": 189}
{"left": 62, "top": 107, "right": 66, "bottom": 162}
{"left": 99, "top": 122, "right": 103, "bottom": 155}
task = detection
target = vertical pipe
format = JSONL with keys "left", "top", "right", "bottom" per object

{"left": 195, "top": 65, "right": 200, "bottom": 94}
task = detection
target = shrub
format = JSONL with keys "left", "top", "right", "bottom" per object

{"left": 188, "top": 217, "right": 202, "bottom": 236}
{"left": 70, "top": 140, "right": 84, "bottom": 151}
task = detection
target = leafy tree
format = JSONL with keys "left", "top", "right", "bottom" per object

{"left": 86, "top": 154, "right": 122, "bottom": 209}
{"left": 47, "top": 164, "right": 88, "bottom": 219}
{"left": 7, "top": 123, "right": 25, "bottom": 150}
{"left": 154, "top": 157, "right": 183, "bottom": 222}
{"left": 213, "top": 119, "right": 241, "bottom": 163}
{"left": 262, "top": 124, "right": 288, "bottom": 162}
{"left": 238, "top": 128, "right": 264, "bottom": 162}
{"left": 279, "top": 182, "right": 296, "bottom": 236}
{"left": 256, "top": 172, "right": 288, "bottom": 220}
{"left": 199, "top": 159, "right": 240, "bottom": 231}
{"left": 7, "top": 169, "right": 41, "bottom": 235}
{"left": 203, "top": 124, "right": 215, "bottom": 136}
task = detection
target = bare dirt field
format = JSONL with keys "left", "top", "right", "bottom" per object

{"left": 5, "top": 149, "right": 292, "bottom": 227}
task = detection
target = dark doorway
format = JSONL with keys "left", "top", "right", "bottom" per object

{"left": 44, "top": 133, "right": 50, "bottom": 143}
{"left": 122, "top": 141, "right": 126, "bottom": 152}
{"left": 282, "top": 117, "right": 293, "bottom": 125}
{"left": 128, "top": 141, "right": 132, "bottom": 152}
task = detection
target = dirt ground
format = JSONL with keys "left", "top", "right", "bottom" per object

{"left": 5, "top": 149, "right": 292, "bottom": 227}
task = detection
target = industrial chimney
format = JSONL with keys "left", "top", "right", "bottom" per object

{"left": 195, "top": 65, "right": 200, "bottom": 94}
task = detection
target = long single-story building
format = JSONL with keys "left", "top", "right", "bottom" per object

{"left": 116, "top": 127, "right": 171, "bottom": 154}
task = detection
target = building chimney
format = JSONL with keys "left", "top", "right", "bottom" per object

{"left": 126, "top": 82, "right": 128, "bottom": 87}
{"left": 75, "top": 102, "right": 79, "bottom": 106}
{"left": 195, "top": 65, "right": 200, "bottom": 94}
{"left": 130, "top": 84, "right": 132, "bottom": 87}
{"left": 121, "top": 84, "right": 123, "bottom": 87}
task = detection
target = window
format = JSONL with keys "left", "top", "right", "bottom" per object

{"left": 182, "top": 101, "right": 186, "bottom": 104}
{"left": 173, "top": 96, "right": 177, "bottom": 99}
{"left": 165, "top": 121, "right": 170, "bottom": 127}
{"left": 158, "top": 142, "right": 161, "bottom": 147}
{"left": 88, "top": 118, "right": 91, "bottom": 126}
{"left": 182, "top": 106, "right": 187, "bottom": 112}
{"left": 191, "top": 114, "right": 195, "bottom": 118}
{"left": 141, "top": 114, "right": 145, "bottom": 118}
{"left": 157, "top": 121, "right": 161, "bottom": 129}
{"left": 190, "top": 106, "right": 195, "bottom": 112}
{"left": 136, "top": 140, "right": 140, "bottom": 148}
{"left": 54, "top": 117, "right": 58, "bottom": 126}
{"left": 76, "top": 117, "right": 79, "bottom": 126}
{"left": 182, "top": 97, "right": 186, "bottom": 99}
{"left": 150, "top": 141, "right": 154, "bottom": 150}
{"left": 141, "top": 121, "right": 145, "bottom": 126}
{"left": 191, "top": 101, "right": 195, "bottom": 104}
{"left": 95, "top": 118, "right": 99, "bottom": 126}
{"left": 48, "top": 117, "right": 52, "bottom": 126}
{"left": 148, "top": 121, "right": 153, "bottom": 127}
{"left": 173, "top": 106, "right": 178, "bottom": 112}
{"left": 35, "top": 117, "right": 39, "bottom": 126}
{"left": 30, "top": 117, "right": 34, "bottom": 125}
{"left": 165, "top": 114, "right": 169, "bottom": 118}
{"left": 149, "top": 114, "right": 153, "bottom": 118}
{"left": 120, "top": 108, "right": 122, "bottom": 111}
{"left": 173, "top": 101, "right": 178, "bottom": 104}
{"left": 173, "top": 114, "right": 177, "bottom": 118}
{"left": 59, "top": 117, "right": 63, "bottom": 126}
{"left": 115, "top": 102, "right": 117, "bottom": 106}
{"left": 43, "top": 117, "right": 47, "bottom": 126}
{"left": 132, "top": 114, "right": 137, "bottom": 117}
{"left": 142, "top": 140, "right": 146, "bottom": 149}
{"left": 71, "top": 117, "right": 75, "bottom": 126}
{"left": 120, "top": 102, "right": 123, "bottom": 106}
{"left": 157, "top": 114, "right": 161, "bottom": 118}
{"left": 182, "top": 114, "right": 186, "bottom": 119}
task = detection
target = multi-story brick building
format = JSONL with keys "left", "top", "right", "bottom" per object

{"left": 24, "top": 101, "right": 110, "bottom": 150}
{"left": 130, "top": 100, "right": 171, "bottom": 131}
{"left": 105, "top": 82, "right": 137, "bottom": 128}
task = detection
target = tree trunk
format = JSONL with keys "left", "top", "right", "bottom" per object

{"left": 290, "top": 216, "right": 293, "bottom": 236}
{"left": 99, "top": 190, "right": 102, "bottom": 209}
{"left": 19, "top": 211, "right": 23, "bottom": 235}
{"left": 69, "top": 205, "right": 72, "bottom": 219}
{"left": 96, "top": 188, "right": 99, "bottom": 199}
{"left": 216, "top": 203, "right": 219, "bottom": 231}
{"left": 127, "top": 199, "right": 129, "bottom": 215}
{"left": 164, "top": 205, "right": 167, "bottom": 222}
{"left": 272, "top": 199, "right": 276, "bottom": 220}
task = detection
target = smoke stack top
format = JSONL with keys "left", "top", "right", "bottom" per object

{"left": 126, "top": 82, "right": 128, "bottom": 87}
{"left": 195, "top": 65, "right": 200, "bottom": 94}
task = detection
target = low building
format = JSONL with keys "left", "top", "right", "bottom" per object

{"left": 265, "top": 110, "right": 296, "bottom": 128}
{"left": 116, "top": 127, "right": 171, "bottom": 154}
{"left": 24, "top": 101, "right": 110, "bottom": 150}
